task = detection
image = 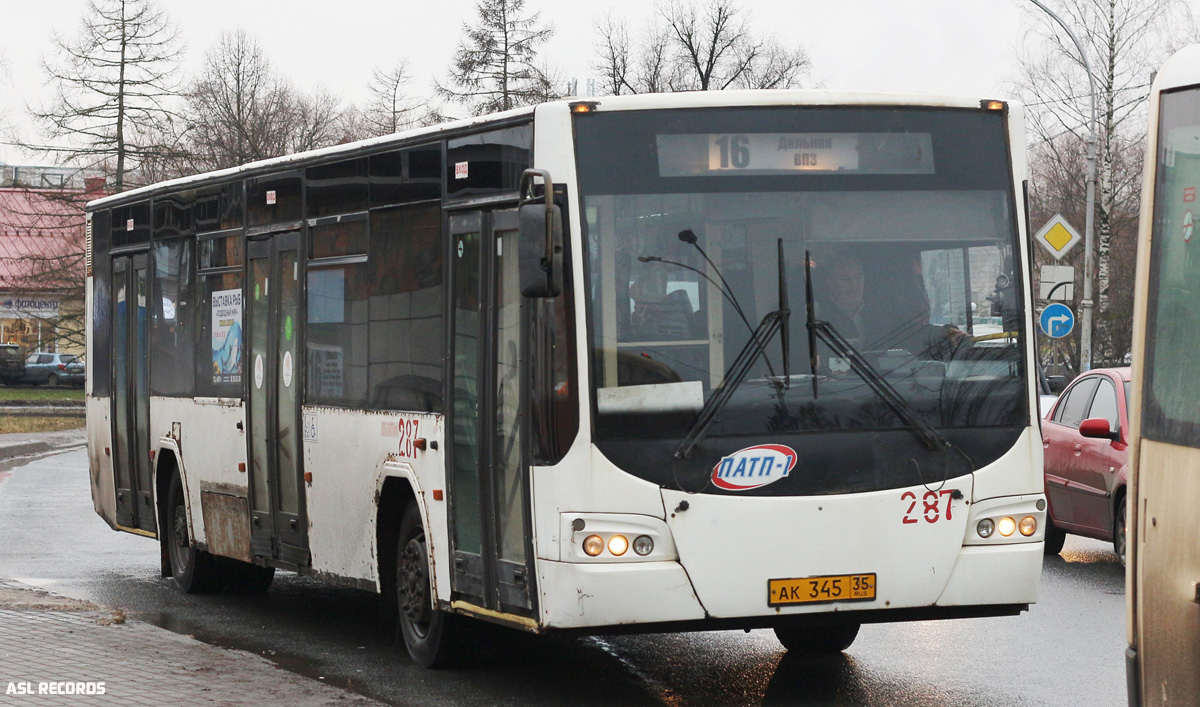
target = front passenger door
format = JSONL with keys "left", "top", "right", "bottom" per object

{"left": 1043, "top": 375, "right": 1101, "bottom": 527}
{"left": 1071, "top": 377, "right": 1124, "bottom": 533}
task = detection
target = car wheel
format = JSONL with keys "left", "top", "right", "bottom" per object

{"left": 1114, "top": 496, "right": 1128, "bottom": 568}
{"left": 1043, "top": 516, "right": 1067, "bottom": 555}
{"left": 46, "top": 373, "right": 58, "bottom": 387}
{"left": 774, "top": 624, "right": 861, "bottom": 654}
{"left": 164, "top": 474, "right": 222, "bottom": 593}
{"left": 396, "top": 503, "right": 470, "bottom": 667}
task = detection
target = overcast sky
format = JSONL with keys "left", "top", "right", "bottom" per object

{"left": 0, "top": 0, "right": 1182, "bottom": 165}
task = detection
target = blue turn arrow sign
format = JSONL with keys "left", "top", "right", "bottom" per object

{"left": 1039, "top": 303, "right": 1075, "bottom": 339}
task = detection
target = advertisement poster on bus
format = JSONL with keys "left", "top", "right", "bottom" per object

{"left": 211, "top": 288, "right": 242, "bottom": 384}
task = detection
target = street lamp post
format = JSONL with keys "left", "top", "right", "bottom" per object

{"left": 1028, "top": 0, "right": 1098, "bottom": 371}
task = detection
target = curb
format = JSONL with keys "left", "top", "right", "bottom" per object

{"left": 0, "top": 441, "right": 55, "bottom": 460}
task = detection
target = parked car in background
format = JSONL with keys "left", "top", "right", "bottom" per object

{"left": 1039, "top": 394, "right": 1058, "bottom": 418}
{"left": 0, "top": 344, "right": 23, "bottom": 384}
{"left": 20, "top": 352, "right": 85, "bottom": 386}
{"left": 1041, "top": 367, "right": 1130, "bottom": 565}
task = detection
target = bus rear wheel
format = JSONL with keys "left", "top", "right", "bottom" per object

{"left": 774, "top": 624, "right": 860, "bottom": 654}
{"left": 396, "top": 503, "right": 468, "bottom": 668}
{"left": 164, "top": 474, "right": 222, "bottom": 593}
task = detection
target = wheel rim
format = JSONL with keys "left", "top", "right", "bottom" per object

{"left": 398, "top": 531, "right": 432, "bottom": 639}
{"left": 171, "top": 503, "right": 192, "bottom": 575}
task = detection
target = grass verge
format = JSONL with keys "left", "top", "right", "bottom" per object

{"left": 0, "top": 417, "right": 85, "bottom": 434}
{"left": 0, "top": 387, "right": 84, "bottom": 403}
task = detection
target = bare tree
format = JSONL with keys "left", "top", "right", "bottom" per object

{"left": 438, "top": 0, "right": 561, "bottom": 116}
{"left": 1014, "top": 0, "right": 1196, "bottom": 366}
{"left": 593, "top": 0, "right": 809, "bottom": 95}
{"left": 26, "top": 0, "right": 182, "bottom": 192}
{"left": 180, "top": 30, "right": 346, "bottom": 172}
{"left": 594, "top": 13, "right": 678, "bottom": 95}
{"left": 362, "top": 60, "right": 420, "bottom": 136}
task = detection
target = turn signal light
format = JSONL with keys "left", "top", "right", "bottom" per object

{"left": 1019, "top": 516, "right": 1037, "bottom": 536}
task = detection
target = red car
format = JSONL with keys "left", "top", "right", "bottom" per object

{"left": 1041, "top": 367, "right": 1130, "bottom": 565}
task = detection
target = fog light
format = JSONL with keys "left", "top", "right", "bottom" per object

{"left": 1019, "top": 516, "right": 1037, "bottom": 536}
{"left": 633, "top": 535, "right": 654, "bottom": 556}
{"left": 583, "top": 535, "right": 604, "bottom": 556}
{"left": 977, "top": 519, "right": 995, "bottom": 538}
{"left": 998, "top": 516, "right": 1017, "bottom": 537}
{"left": 608, "top": 534, "right": 629, "bottom": 556}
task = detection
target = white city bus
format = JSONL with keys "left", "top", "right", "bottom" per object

{"left": 1126, "top": 45, "right": 1200, "bottom": 706}
{"left": 85, "top": 90, "right": 1045, "bottom": 667}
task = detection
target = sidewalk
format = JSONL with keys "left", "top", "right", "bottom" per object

{"left": 0, "top": 580, "right": 383, "bottom": 705}
{"left": 0, "top": 436, "right": 385, "bottom": 706}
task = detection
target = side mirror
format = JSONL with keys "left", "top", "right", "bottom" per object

{"left": 518, "top": 168, "right": 563, "bottom": 298}
{"left": 1078, "top": 417, "right": 1119, "bottom": 442}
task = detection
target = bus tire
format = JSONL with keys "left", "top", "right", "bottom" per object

{"left": 1043, "top": 518, "right": 1067, "bottom": 555}
{"left": 224, "top": 561, "right": 275, "bottom": 593}
{"left": 164, "top": 473, "right": 222, "bottom": 593}
{"left": 774, "top": 624, "right": 860, "bottom": 654}
{"left": 396, "top": 503, "right": 467, "bottom": 668}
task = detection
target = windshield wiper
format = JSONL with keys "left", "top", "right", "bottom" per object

{"left": 673, "top": 238, "right": 793, "bottom": 460}
{"left": 803, "top": 250, "right": 949, "bottom": 452}
{"left": 674, "top": 307, "right": 789, "bottom": 460}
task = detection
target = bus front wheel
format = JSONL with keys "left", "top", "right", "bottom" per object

{"left": 396, "top": 503, "right": 468, "bottom": 668}
{"left": 774, "top": 624, "right": 860, "bottom": 654}
{"left": 164, "top": 474, "right": 222, "bottom": 593}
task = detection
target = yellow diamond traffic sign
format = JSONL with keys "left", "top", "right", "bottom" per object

{"left": 1034, "top": 214, "right": 1082, "bottom": 261}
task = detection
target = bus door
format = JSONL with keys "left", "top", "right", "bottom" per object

{"left": 111, "top": 252, "right": 154, "bottom": 534}
{"left": 246, "top": 232, "right": 308, "bottom": 566}
{"left": 447, "top": 210, "right": 535, "bottom": 616}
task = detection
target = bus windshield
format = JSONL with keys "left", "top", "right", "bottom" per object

{"left": 575, "top": 106, "right": 1028, "bottom": 494}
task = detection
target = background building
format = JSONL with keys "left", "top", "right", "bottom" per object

{"left": 0, "top": 168, "right": 101, "bottom": 355}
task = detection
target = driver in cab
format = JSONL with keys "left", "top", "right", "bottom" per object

{"left": 814, "top": 248, "right": 965, "bottom": 372}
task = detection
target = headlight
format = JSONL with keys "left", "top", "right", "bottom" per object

{"left": 633, "top": 535, "right": 654, "bottom": 556}
{"left": 607, "top": 535, "right": 629, "bottom": 556}
{"left": 977, "top": 518, "right": 995, "bottom": 538}
{"left": 997, "top": 517, "right": 1017, "bottom": 537}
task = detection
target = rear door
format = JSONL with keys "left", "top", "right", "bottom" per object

{"left": 246, "top": 232, "right": 309, "bottom": 565}
{"left": 111, "top": 252, "right": 154, "bottom": 534}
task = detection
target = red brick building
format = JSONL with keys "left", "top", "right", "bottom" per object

{"left": 0, "top": 181, "right": 99, "bottom": 354}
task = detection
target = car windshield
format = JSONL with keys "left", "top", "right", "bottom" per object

{"left": 575, "top": 106, "right": 1029, "bottom": 493}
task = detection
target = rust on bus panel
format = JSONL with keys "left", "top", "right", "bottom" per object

{"left": 200, "top": 490, "right": 252, "bottom": 563}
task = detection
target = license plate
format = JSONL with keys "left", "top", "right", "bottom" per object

{"left": 768, "top": 573, "right": 876, "bottom": 606}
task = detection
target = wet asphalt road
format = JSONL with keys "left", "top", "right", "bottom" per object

{"left": 0, "top": 448, "right": 1127, "bottom": 706}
